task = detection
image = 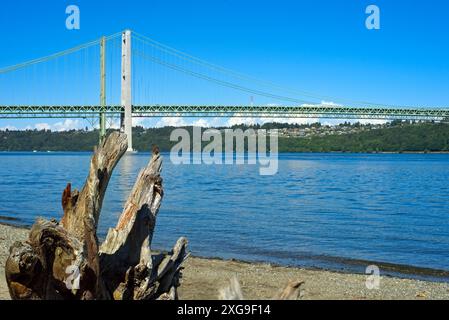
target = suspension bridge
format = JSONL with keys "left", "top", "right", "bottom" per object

{"left": 1, "top": 30, "right": 448, "bottom": 151}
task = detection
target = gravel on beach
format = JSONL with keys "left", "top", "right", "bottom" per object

{"left": 1, "top": 223, "right": 448, "bottom": 300}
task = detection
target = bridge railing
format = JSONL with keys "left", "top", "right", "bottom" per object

{"left": 1, "top": 105, "right": 448, "bottom": 121}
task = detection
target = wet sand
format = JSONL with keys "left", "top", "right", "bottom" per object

{"left": 1, "top": 223, "right": 448, "bottom": 300}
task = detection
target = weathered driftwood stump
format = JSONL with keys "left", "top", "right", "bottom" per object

{"left": 5, "top": 132, "right": 188, "bottom": 300}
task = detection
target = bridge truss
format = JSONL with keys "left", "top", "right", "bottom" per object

{"left": 0, "top": 105, "right": 448, "bottom": 122}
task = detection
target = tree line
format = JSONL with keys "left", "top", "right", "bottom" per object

{"left": 1, "top": 121, "right": 449, "bottom": 153}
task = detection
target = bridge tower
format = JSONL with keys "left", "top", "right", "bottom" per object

{"left": 121, "top": 29, "right": 133, "bottom": 152}
{"left": 99, "top": 36, "right": 106, "bottom": 143}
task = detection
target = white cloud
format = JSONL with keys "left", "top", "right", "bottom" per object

{"left": 31, "top": 120, "right": 83, "bottom": 132}
{"left": 259, "top": 117, "right": 319, "bottom": 125}
{"left": 52, "top": 119, "right": 83, "bottom": 132}
{"left": 356, "top": 119, "right": 388, "bottom": 125}
{"left": 227, "top": 116, "right": 258, "bottom": 127}
{"left": 154, "top": 117, "right": 227, "bottom": 128}
{"left": 208, "top": 117, "right": 224, "bottom": 127}
{"left": 155, "top": 117, "right": 187, "bottom": 128}
{"left": 226, "top": 112, "right": 319, "bottom": 127}
{"left": 0, "top": 125, "right": 18, "bottom": 131}
{"left": 320, "top": 119, "right": 347, "bottom": 126}
{"left": 35, "top": 123, "right": 51, "bottom": 131}
{"left": 109, "top": 121, "right": 121, "bottom": 130}
{"left": 320, "top": 100, "right": 343, "bottom": 107}
{"left": 320, "top": 118, "right": 389, "bottom": 126}
{"left": 133, "top": 118, "right": 146, "bottom": 127}
{"left": 223, "top": 101, "right": 338, "bottom": 127}
{"left": 192, "top": 119, "right": 212, "bottom": 128}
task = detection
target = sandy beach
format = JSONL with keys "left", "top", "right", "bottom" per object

{"left": 1, "top": 223, "right": 448, "bottom": 300}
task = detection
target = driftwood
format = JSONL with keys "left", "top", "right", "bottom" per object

{"left": 5, "top": 132, "right": 188, "bottom": 300}
{"left": 219, "top": 277, "right": 305, "bottom": 300}
{"left": 273, "top": 280, "right": 305, "bottom": 300}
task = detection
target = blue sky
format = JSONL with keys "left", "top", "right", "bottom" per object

{"left": 0, "top": 0, "right": 448, "bottom": 130}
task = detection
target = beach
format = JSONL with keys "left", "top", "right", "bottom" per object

{"left": 1, "top": 223, "right": 448, "bottom": 300}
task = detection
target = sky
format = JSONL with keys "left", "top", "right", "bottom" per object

{"left": 0, "top": 0, "right": 448, "bottom": 130}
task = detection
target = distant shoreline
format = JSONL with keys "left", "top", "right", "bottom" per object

{"left": 2, "top": 122, "right": 449, "bottom": 154}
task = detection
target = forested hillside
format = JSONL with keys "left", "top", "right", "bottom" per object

{"left": 1, "top": 122, "right": 448, "bottom": 153}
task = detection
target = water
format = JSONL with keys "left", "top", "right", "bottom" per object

{"left": 1, "top": 152, "right": 448, "bottom": 280}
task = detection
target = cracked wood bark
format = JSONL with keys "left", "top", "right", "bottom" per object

{"left": 5, "top": 132, "right": 188, "bottom": 300}
{"left": 99, "top": 148, "right": 188, "bottom": 299}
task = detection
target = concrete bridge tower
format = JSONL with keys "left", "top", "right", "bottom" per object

{"left": 121, "top": 29, "right": 133, "bottom": 152}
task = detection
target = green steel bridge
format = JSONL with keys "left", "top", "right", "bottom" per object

{"left": 1, "top": 30, "right": 448, "bottom": 149}
{"left": 1, "top": 105, "right": 448, "bottom": 121}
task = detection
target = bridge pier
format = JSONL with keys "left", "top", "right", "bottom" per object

{"left": 121, "top": 30, "right": 133, "bottom": 152}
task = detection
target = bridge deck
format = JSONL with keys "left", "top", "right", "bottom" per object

{"left": 0, "top": 105, "right": 448, "bottom": 121}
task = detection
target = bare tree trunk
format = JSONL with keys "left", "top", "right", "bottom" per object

{"left": 5, "top": 132, "right": 188, "bottom": 300}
